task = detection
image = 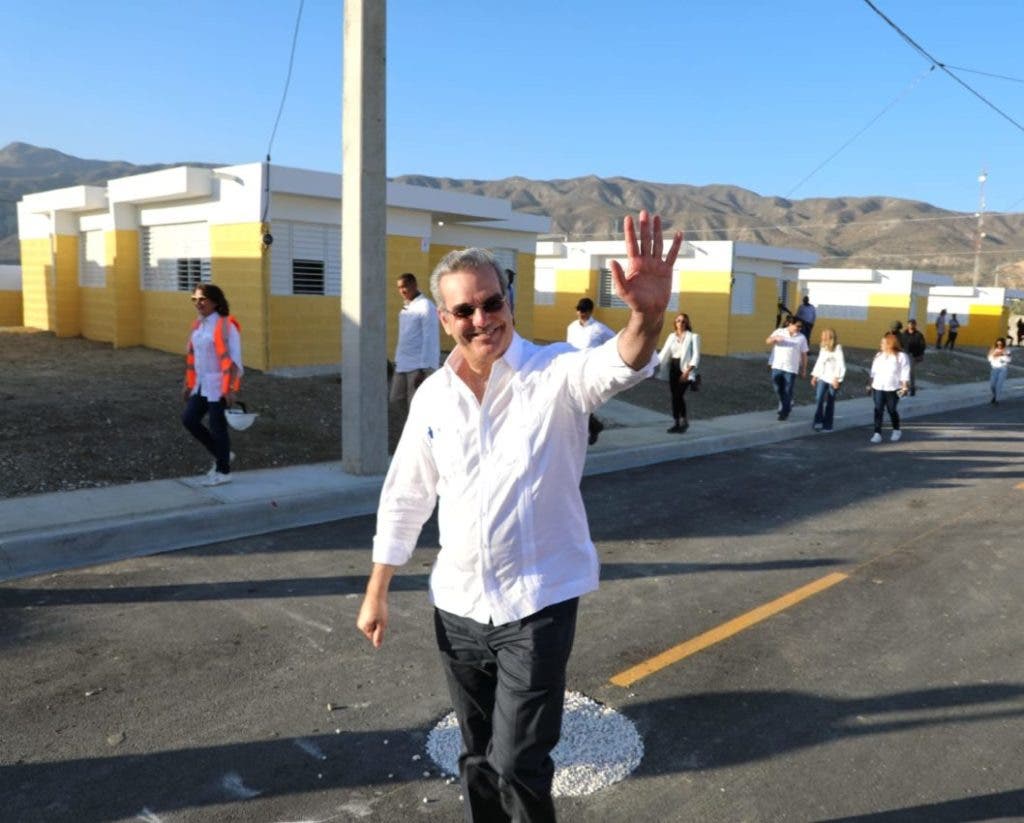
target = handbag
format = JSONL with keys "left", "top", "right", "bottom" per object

{"left": 689, "top": 372, "right": 702, "bottom": 392}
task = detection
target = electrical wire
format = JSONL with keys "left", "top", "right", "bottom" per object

{"left": 943, "top": 65, "right": 1024, "bottom": 84}
{"left": 266, "top": 0, "right": 306, "bottom": 161}
{"left": 784, "top": 65, "right": 935, "bottom": 198}
{"left": 862, "top": 0, "right": 1024, "bottom": 134}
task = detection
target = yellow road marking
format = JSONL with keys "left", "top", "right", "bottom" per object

{"left": 609, "top": 572, "right": 849, "bottom": 688}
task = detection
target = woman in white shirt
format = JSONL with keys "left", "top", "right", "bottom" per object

{"left": 869, "top": 332, "right": 910, "bottom": 444}
{"left": 810, "top": 328, "right": 845, "bottom": 432}
{"left": 656, "top": 313, "right": 701, "bottom": 433}
{"left": 182, "top": 284, "right": 243, "bottom": 486}
{"left": 987, "top": 337, "right": 1012, "bottom": 404}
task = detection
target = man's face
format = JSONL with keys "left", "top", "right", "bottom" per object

{"left": 396, "top": 279, "right": 416, "bottom": 302}
{"left": 438, "top": 266, "right": 513, "bottom": 372}
{"left": 907, "top": 322, "right": 917, "bottom": 333}
{"left": 788, "top": 321, "right": 802, "bottom": 335}
{"left": 577, "top": 309, "right": 592, "bottom": 324}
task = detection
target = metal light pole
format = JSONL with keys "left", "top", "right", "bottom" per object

{"left": 972, "top": 169, "right": 987, "bottom": 288}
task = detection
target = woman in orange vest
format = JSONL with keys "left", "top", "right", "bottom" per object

{"left": 182, "top": 284, "right": 243, "bottom": 486}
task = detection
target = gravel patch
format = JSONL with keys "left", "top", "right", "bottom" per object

{"left": 426, "top": 690, "right": 643, "bottom": 797}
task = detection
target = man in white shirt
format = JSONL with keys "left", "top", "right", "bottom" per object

{"left": 766, "top": 316, "right": 808, "bottom": 421}
{"left": 566, "top": 297, "right": 615, "bottom": 444}
{"left": 390, "top": 273, "right": 440, "bottom": 420}
{"left": 357, "top": 211, "right": 682, "bottom": 822}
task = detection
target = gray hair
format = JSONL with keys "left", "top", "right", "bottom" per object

{"left": 429, "top": 248, "right": 508, "bottom": 310}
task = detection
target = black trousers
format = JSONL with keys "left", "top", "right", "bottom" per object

{"left": 668, "top": 357, "right": 692, "bottom": 422}
{"left": 434, "top": 598, "right": 579, "bottom": 823}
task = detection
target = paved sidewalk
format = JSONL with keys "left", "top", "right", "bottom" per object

{"left": 1, "top": 378, "right": 1018, "bottom": 582}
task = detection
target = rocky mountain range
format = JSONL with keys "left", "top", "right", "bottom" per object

{"left": 3, "top": 142, "right": 1023, "bottom": 287}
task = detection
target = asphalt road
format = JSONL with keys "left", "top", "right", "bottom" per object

{"left": 2, "top": 403, "right": 1023, "bottom": 823}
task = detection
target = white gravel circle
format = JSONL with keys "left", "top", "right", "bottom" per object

{"left": 425, "top": 690, "right": 643, "bottom": 797}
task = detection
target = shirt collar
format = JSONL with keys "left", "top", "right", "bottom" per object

{"left": 443, "top": 331, "right": 524, "bottom": 379}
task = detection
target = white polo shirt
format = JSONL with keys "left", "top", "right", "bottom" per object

{"left": 769, "top": 329, "right": 808, "bottom": 374}
{"left": 394, "top": 292, "right": 440, "bottom": 373}
{"left": 372, "top": 332, "right": 655, "bottom": 624}
{"left": 566, "top": 317, "right": 615, "bottom": 350}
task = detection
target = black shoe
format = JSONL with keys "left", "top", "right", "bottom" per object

{"left": 679, "top": 421, "right": 689, "bottom": 432}
{"left": 777, "top": 412, "right": 789, "bottom": 421}
{"left": 667, "top": 424, "right": 682, "bottom": 433}
{"left": 910, "top": 388, "right": 916, "bottom": 396}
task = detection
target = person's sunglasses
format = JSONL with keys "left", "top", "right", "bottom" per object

{"left": 191, "top": 296, "right": 210, "bottom": 305}
{"left": 444, "top": 294, "right": 505, "bottom": 319}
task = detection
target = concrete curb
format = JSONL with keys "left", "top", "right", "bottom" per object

{"left": 2, "top": 378, "right": 1020, "bottom": 583}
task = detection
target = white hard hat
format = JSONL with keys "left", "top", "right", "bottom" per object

{"left": 225, "top": 401, "right": 258, "bottom": 431}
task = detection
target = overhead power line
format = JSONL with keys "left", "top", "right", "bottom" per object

{"left": 266, "top": 0, "right": 306, "bottom": 161}
{"left": 861, "top": 0, "right": 1024, "bottom": 134}
{"left": 785, "top": 65, "right": 935, "bottom": 198}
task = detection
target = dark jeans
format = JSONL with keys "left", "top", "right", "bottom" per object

{"left": 944, "top": 332, "right": 958, "bottom": 350}
{"left": 771, "top": 368, "right": 797, "bottom": 417}
{"left": 813, "top": 381, "right": 837, "bottom": 429}
{"left": 872, "top": 389, "right": 900, "bottom": 433}
{"left": 434, "top": 598, "right": 579, "bottom": 823}
{"left": 182, "top": 393, "right": 231, "bottom": 473}
{"left": 668, "top": 357, "right": 692, "bottom": 423}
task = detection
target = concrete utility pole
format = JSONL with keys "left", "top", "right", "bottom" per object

{"left": 341, "top": 0, "right": 388, "bottom": 475}
{"left": 972, "top": 168, "right": 987, "bottom": 288}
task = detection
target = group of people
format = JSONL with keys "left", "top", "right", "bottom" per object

{"left": 179, "top": 216, "right": 1016, "bottom": 822}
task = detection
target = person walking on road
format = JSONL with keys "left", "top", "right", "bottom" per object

{"left": 657, "top": 313, "right": 701, "bottom": 433}
{"left": 988, "top": 337, "right": 1012, "bottom": 404}
{"left": 810, "top": 328, "right": 844, "bottom": 432}
{"left": 869, "top": 332, "right": 910, "bottom": 444}
{"left": 566, "top": 297, "right": 615, "bottom": 444}
{"left": 945, "top": 313, "right": 961, "bottom": 350}
{"left": 357, "top": 211, "right": 683, "bottom": 823}
{"left": 390, "top": 273, "right": 440, "bottom": 423}
{"left": 766, "top": 316, "right": 808, "bottom": 421}
{"left": 182, "top": 284, "right": 243, "bottom": 486}
{"left": 899, "top": 318, "right": 926, "bottom": 396}
{"left": 934, "top": 309, "right": 948, "bottom": 349}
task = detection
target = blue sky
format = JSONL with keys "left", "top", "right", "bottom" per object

{"left": 5, "top": 0, "right": 1024, "bottom": 213}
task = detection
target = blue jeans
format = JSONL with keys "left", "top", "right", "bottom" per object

{"left": 182, "top": 393, "right": 231, "bottom": 473}
{"left": 990, "top": 367, "right": 1008, "bottom": 401}
{"left": 813, "top": 381, "right": 837, "bottom": 429}
{"left": 872, "top": 389, "right": 900, "bottom": 434}
{"left": 771, "top": 369, "right": 797, "bottom": 417}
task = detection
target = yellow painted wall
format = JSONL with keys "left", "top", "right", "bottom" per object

{"left": 79, "top": 285, "right": 113, "bottom": 342}
{"left": 19, "top": 238, "right": 52, "bottom": 330}
{"left": 142, "top": 291, "right": 194, "bottom": 357}
{"left": 52, "top": 235, "right": 81, "bottom": 337}
{"left": 210, "top": 223, "right": 268, "bottom": 370}
{"left": 512, "top": 251, "right": 535, "bottom": 341}
{"left": 680, "top": 271, "right": 731, "bottom": 355}
{"left": 533, "top": 267, "right": 594, "bottom": 343}
{"left": 0, "top": 291, "right": 22, "bottom": 326}
{"left": 727, "top": 276, "right": 780, "bottom": 353}
{"left": 958, "top": 305, "right": 1006, "bottom": 347}
{"left": 109, "top": 229, "right": 143, "bottom": 348}
{"left": 268, "top": 295, "right": 341, "bottom": 368}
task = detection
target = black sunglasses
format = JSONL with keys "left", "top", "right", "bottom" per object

{"left": 444, "top": 294, "right": 505, "bottom": 319}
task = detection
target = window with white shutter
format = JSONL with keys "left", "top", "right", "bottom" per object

{"left": 270, "top": 221, "right": 340, "bottom": 296}
{"left": 140, "top": 223, "right": 211, "bottom": 291}
{"left": 79, "top": 229, "right": 106, "bottom": 287}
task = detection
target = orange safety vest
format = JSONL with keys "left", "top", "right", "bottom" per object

{"left": 185, "top": 315, "right": 242, "bottom": 397}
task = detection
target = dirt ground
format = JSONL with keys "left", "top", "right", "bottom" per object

{"left": 0, "top": 327, "right": 995, "bottom": 499}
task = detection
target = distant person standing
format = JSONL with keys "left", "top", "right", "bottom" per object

{"left": 988, "top": 337, "right": 1012, "bottom": 404}
{"left": 566, "top": 297, "right": 615, "bottom": 444}
{"left": 934, "top": 309, "right": 948, "bottom": 349}
{"left": 390, "top": 273, "right": 440, "bottom": 420}
{"left": 810, "top": 328, "right": 844, "bottom": 432}
{"left": 505, "top": 269, "right": 517, "bottom": 317}
{"left": 899, "top": 318, "right": 926, "bottom": 396}
{"left": 657, "top": 313, "right": 701, "bottom": 433}
{"left": 795, "top": 296, "right": 816, "bottom": 340}
{"left": 182, "top": 284, "right": 243, "bottom": 486}
{"left": 766, "top": 316, "right": 808, "bottom": 421}
{"left": 1016, "top": 318, "right": 1024, "bottom": 347}
{"left": 944, "top": 313, "right": 961, "bottom": 350}
{"left": 869, "top": 332, "right": 910, "bottom": 444}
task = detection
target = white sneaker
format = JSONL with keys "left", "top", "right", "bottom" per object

{"left": 205, "top": 451, "right": 236, "bottom": 477}
{"left": 870, "top": 433, "right": 882, "bottom": 444}
{"left": 891, "top": 430, "right": 902, "bottom": 442}
{"left": 201, "top": 471, "right": 233, "bottom": 487}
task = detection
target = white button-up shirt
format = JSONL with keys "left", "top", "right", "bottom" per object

{"left": 566, "top": 317, "right": 615, "bottom": 350}
{"left": 394, "top": 292, "right": 440, "bottom": 373}
{"left": 372, "top": 332, "right": 655, "bottom": 625}
{"left": 190, "top": 314, "right": 243, "bottom": 402}
{"left": 768, "top": 329, "right": 808, "bottom": 373}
